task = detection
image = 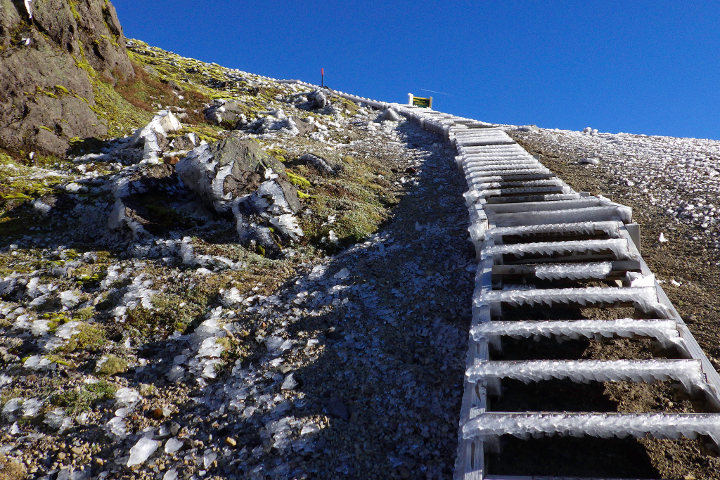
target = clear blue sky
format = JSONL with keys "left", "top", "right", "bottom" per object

{"left": 113, "top": 1, "right": 720, "bottom": 140}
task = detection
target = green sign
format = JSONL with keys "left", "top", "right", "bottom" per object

{"left": 412, "top": 96, "right": 431, "bottom": 108}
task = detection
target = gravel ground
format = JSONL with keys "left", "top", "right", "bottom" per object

{"left": 506, "top": 127, "right": 720, "bottom": 479}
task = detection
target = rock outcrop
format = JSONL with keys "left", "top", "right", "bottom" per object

{"left": 0, "top": 0, "right": 134, "bottom": 155}
{"left": 177, "top": 134, "right": 303, "bottom": 254}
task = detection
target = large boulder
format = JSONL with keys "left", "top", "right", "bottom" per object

{"left": 0, "top": 0, "right": 134, "bottom": 155}
{"left": 176, "top": 135, "right": 303, "bottom": 253}
{"left": 176, "top": 134, "right": 299, "bottom": 214}
{"left": 203, "top": 99, "right": 248, "bottom": 129}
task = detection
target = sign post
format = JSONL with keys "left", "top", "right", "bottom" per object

{"left": 408, "top": 93, "right": 432, "bottom": 109}
{"left": 321, "top": 68, "right": 324, "bottom": 87}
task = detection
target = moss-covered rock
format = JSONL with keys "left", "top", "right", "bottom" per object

{"left": 0, "top": 0, "right": 134, "bottom": 155}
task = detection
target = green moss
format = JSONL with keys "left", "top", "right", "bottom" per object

{"left": 68, "top": 0, "right": 81, "bottom": 21}
{"left": 54, "top": 85, "right": 71, "bottom": 95}
{"left": 40, "top": 312, "right": 70, "bottom": 334}
{"left": 75, "top": 306, "right": 95, "bottom": 321}
{"left": 44, "top": 354, "right": 75, "bottom": 367}
{"left": 265, "top": 147, "right": 289, "bottom": 162}
{"left": 57, "top": 323, "right": 106, "bottom": 353}
{"left": 38, "top": 126, "right": 53, "bottom": 133}
{"left": 97, "top": 355, "right": 128, "bottom": 376}
{"left": 297, "top": 191, "right": 316, "bottom": 199}
{"left": 286, "top": 171, "right": 311, "bottom": 189}
{"left": 51, "top": 380, "right": 116, "bottom": 415}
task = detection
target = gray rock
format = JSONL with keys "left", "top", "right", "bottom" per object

{"left": 0, "top": 0, "right": 134, "bottom": 155}
{"left": 298, "top": 153, "right": 338, "bottom": 176}
{"left": 177, "top": 134, "right": 299, "bottom": 213}
{"left": 170, "top": 133, "right": 199, "bottom": 151}
{"left": 578, "top": 157, "right": 600, "bottom": 165}
{"left": 203, "top": 99, "right": 248, "bottom": 128}
{"left": 308, "top": 90, "right": 327, "bottom": 109}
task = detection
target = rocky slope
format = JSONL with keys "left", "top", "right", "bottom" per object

{"left": 0, "top": 30, "right": 475, "bottom": 478}
{"left": 0, "top": 0, "right": 134, "bottom": 155}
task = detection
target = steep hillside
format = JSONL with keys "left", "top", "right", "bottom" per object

{"left": 0, "top": 28, "right": 474, "bottom": 479}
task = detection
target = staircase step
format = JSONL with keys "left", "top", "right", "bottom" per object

{"left": 462, "top": 412, "right": 720, "bottom": 445}
{"left": 466, "top": 359, "right": 704, "bottom": 392}
{"left": 470, "top": 319, "right": 682, "bottom": 346}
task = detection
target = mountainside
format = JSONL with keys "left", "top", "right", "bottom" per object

{"left": 0, "top": 0, "right": 134, "bottom": 155}
{"left": 3, "top": 4, "right": 720, "bottom": 480}
{"left": 0, "top": 10, "right": 474, "bottom": 478}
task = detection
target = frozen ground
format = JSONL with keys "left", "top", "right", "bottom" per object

{"left": 511, "top": 126, "right": 720, "bottom": 249}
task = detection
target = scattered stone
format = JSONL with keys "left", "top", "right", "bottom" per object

{"left": 281, "top": 373, "right": 298, "bottom": 390}
{"left": 204, "top": 99, "right": 248, "bottom": 128}
{"left": 307, "top": 90, "right": 327, "bottom": 110}
{"left": 127, "top": 437, "right": 159, "bottom": 467}
{"left": 578, "top": 157, "right": 600, "bottom": 165}
{"left": 164, "top": 438, "right": 184, "bottom": 454}
{"left": 298, "top": 153, "right": 338, "bottom": 175}
{"left": 225, "top": 436, "right": 237, "bottom": 447}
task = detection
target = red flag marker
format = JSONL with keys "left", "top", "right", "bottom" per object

{"left": 321, "top": 68, "right": 324, "bottom": 87}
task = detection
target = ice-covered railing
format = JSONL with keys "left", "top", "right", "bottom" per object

{"left": 470, "top": 319, "right": 683, "bottom": 348}
{"left": 481, "top": 239, "right": 637, "bottom": 260}
{"left": 466, "top": 359, "right": 704, "bottom": 392}
{"left": 463, "top": 412, "right": 720, "bottom": 445}
{"left": 480, "top": 286, "right": 669, "bottom": 316}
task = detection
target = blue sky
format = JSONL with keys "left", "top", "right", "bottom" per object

{"left": 113, "top": 1, "right": 720, "bottom": 139}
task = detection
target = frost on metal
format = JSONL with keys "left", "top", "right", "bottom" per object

{"left": 466, "top": 359, "right": 704, "bottom": 391}
{"left": 481, "top": 239, "right": 635, "bottom": 260}
{"left": 466, "top": 163, "right": 542, "bottom": 173}
{"left": 462, "top": 412, "right": 720, "bottom": 445}
{"left": 473, "top": 186, "right": 568, "bottom": 198}
{"left": 470, "top": 319, "right": 682, "bottom": 347}
{"left": 479, "top": 286, "right": 668, "bottom": 315}
{"left": 485, "top": 221, "right": 623, "bottom": 241}
{"left": 475, "top": 179, "right": 563, "bottom": 190}
{"left": 493, "top": 205, "right": 633, "bottom": 226}
{"left": 533, "top": 262, "right": 613, "bottom": 280}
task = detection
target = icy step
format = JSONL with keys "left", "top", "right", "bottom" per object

{"left": 482, "top": 239, "right": 638, "bottom": 261}
{"left": 482, "top": 198, "right": 607, "bottom": 214}
{"left": 462, "top": 412, "right": 720, "bottom": 445}
{"left": 453, "top": 130, "right": 515, "bottom": 146}
{"left": 457, "top": 142, "right": 524, "bottom": 153}
{"left": 492, "top": 261, "right": 641, "bottom": 281}
{"left": 467, "top": 171, "right": 554, "bottom": 185}
{"left": 480, "top": 286, "right": 668, "bottom": 315}
{"left": 460, "top": 153, "right": 542, "bottom": 168}
{"left": 466, "top": 163, "right": 542, "bottom": 173}
{"left": 462, "top": 172, "right": 557, "bottom": 183}
{"left": 491, "top": 205, "right": 633, "bottom": 227}
{"left": 470, "top": 185, "right": 569, "bottom": 199}
{"left": 484, "top": 193, "right": 582, "bottom": 204}
{"left": 485, "top": 221, "right": 624, "bottom": 241}
{"left": 475, "top": 179, "right": 564, "bottom": 190}
{"left": 466, "top": 359, "right": 704, "bottom": 392}
{"left": 471, "top": 318, "right": 682, "bottom": 347}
